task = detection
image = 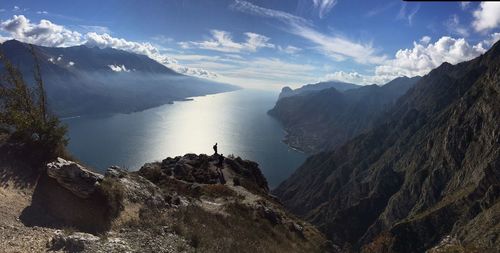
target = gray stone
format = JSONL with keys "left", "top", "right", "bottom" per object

{"left": 46, "top": 158, "right": 103, "bottom": 198}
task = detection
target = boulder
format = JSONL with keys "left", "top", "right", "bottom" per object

{"left": 48, "top": 230, "right": 100, "bottom": 252}
{"left": 46, "top": 158, "right": 103, "bottom": 198}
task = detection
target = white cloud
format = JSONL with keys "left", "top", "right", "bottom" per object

{"left": 460, "top": 2, "right": 471, "bottom": 10}
{"left": 232, "top": 0, "right": 386, "bottom": 64}
{"left": 322, "top": 35, "right": 497, "bottom": 86}
{"left": 312, "top": 0, "right": 337, "bottom": 19}
{"left": 37, "top": 10, "right": 48, "bottom": 15}
{"left": 79, "top": 25, "right": 110, "bottom": 34}
{"left": 365, "top": 2, "right": 397, "bottom": 18}
{"left": 13, "top": 6, "right": 20, "bottom": 11}
{"left": 151, "top": 35, "right": 173, "bottom": 44}
{"left": 278, "top": 45, "right": 302, "bottom": 54}
{"left": 375, "top": 36, "right": 487, "bottom": 80}
{"left": 0, "top": 15, "right": 217, "bottom": 80}
{"left": 68, "top": 61, "right": 75, "bottom": 67}
{"left": 445, "top": 14, "right": 469, "bottom": 37}
{"left": 0, "top": 15, "right": 83, "bottom": 47}
{"left": 420, "top": 36, "right": 431, "bottom": 44}
{"left": 472, "top": 2, "right": 500, "bottom": 32}
{"left": 397, "top": 3, "right": 420, "bottom": 25}
{"left": 108, "top": 64, "right": 130, "bottom": 72}
{"left": 212, "top": 57, "right": 318, "bottom": 89}
{"left": 179, "top": 30, "right": 274, "bottom": 53}
{"left": 484, "top": 32, "right": 500, "bottom": 46}
{"left": 85, "top": 32, "right": 218, "bottom": 78}
{"left": 323, "top": 71, "right": 385, "bottom": 85}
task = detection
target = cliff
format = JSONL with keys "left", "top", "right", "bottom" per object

{"left": 273, "top": 41, "right": 500, "bottom": 252}
{"left": 269, "top": 76, "right": 420, "bottom": 153}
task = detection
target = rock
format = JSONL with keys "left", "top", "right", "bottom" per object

{"left": 289, "top": 222, "right": 304, "bottom": 237}
{"left": 117, "top": 174, "right": 165, "bottom": 207}
{"left": 258, "top": 205, "right": 281, "bottom": 225}
{"left": 105, "top": 166, "right": 128, "bottom": 178}
{"left": 48, "top": 230, "right": 100, "bottom": 252}
{"left": 46, "top": 158, "right": 103, "bottom": 199}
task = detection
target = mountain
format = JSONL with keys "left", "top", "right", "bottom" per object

{"left": 278, "top": 80, "right": 361, "bottom": 100}
{"left": 268, "top": 76, "right": 420, "bottom": 153}
{"left": 0, "top": 40, "right": 238, "bottom": 116}
{"left": 273, "top": 41, "right": 500, "bottom": 252}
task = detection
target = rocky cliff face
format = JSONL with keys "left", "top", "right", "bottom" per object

{"left": 268, "top": 76, "right": 420, "bottom": 153}
{"left": 8, "top": 152, "right": 331, "bottom": 252}
{"left": 274, "top": 42, "right": 500, "bottom": 252}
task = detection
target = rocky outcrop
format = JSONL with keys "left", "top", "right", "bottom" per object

{"left": 274, "top": 41, "right": 500, "bottom": 252}
{"left": 21, "top": 158, "right": 124, "bottom": 233}
{"left": 269, "top": 76, "right": 420, "bottom": 153}
{"left": 139, "top": 154, "right": 269, "bottom": 194}
{"left": 12, "top": 153, "right": 330, "bottom": 252}
{"left": 46, "top": 158, "right": 103, "bottom": 198}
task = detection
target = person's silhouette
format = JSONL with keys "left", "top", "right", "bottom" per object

{"left": 213, "top": 142, "right": 218, "bottom": 155}
{"left": 218, "top": 153, "right": 224, "bottom": 167}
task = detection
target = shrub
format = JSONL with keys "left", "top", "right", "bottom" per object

{"left": 0, "top": 46, "right": 67, "bottom": 161}
{"left": 99, "top": 178, "right": 125, "bottom": 220}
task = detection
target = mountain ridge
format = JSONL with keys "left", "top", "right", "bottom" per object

{"left": 0, "top": 40, "right": 238, "bottom": 117}
{"left": 268, "top": 76, "right": 420, "bottom": 153}
{"left": 278, "top": 80, "right": 361, "bottom": 100}
{"left": 273, "top": 41, "right": 500, "bottom": 252}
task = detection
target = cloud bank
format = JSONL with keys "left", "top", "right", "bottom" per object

{"left": 0, "top": 15, "right": 217, "bottom": 79}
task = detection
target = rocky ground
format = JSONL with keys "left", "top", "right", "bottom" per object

{"left": 0, "top": 137, "right": 332, "bottom": 253}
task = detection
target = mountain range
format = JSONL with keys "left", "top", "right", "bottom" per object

{"left": 0, "top": 40, "right": 238, "bottom": 116}
{"left": 269, "top": 76, "right": 420, "bottom": 153}
{"left": 273, "top": 40, "right": 500, "bottom": 252}
{"left": 278, "top": 80, "right": 361, "bottom": 100}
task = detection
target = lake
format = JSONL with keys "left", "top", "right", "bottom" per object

{"left": 64, "top": 89, "right": 307, "bottom": 188}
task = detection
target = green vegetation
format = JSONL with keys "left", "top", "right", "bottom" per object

{"left": 0, "top": 45, "right": 67, "bottom": 161}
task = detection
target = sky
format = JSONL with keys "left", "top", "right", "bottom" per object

{"left": 0, "top": 0, "right": 499, "bottom": 90}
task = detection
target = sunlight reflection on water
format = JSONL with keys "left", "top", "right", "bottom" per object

{"left": 65, "top": 89, "right": 307, "bottom": 188}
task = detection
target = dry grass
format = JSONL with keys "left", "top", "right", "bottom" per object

{"left": 200, "top": 184, "right": 239, "bottom": 199}
{"left": 169, "top": 203, "right": 327, "bottom": 253}
{"left": 98, "top": 178, "right": 125, "bottom": 220}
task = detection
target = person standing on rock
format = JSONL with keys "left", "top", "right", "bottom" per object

{"left": 218, "top": 153, "right": 224, "bottom": 167}
{"left": 213, "top": 142, "right": 218, "bottom": 155}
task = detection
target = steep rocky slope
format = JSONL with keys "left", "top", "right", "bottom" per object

{"left": 269, "top": 76, "right": 420, "bottom": 153}
{"left": 0, "top": 139, "right": 332, "bottom": 252}
{"left": 274, "top": 41, "right": 500, "bottom": 252}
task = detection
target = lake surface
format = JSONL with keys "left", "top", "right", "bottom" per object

{"left": 64, "top": 89, "right": 307, "bottom": 188}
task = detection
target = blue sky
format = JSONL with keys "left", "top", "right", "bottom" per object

{"left": 1, "top": 0, "right": 499, "bottom": 89}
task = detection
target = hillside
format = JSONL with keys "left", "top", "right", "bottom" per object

{"left": 278, "top": 80, "right": 360, "bottom": 100}
{"left": 0, "top": 138, "right": 332, "bottom": 252}
{"left": 273, "top": 41, "right": 500, "bottom": 252}
{"left": 0, "top": 40, "right": 238, "bottom": 116}
{"left": 268, "top": 76, "right": 420, "bottom": 153}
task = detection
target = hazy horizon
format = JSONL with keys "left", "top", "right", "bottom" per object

{"left": 1, "top": 1, "right": 499, "bottom": 90}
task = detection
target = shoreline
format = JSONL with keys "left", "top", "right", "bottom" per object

{"left": 60, "top": 88, "right": 241, "bottom": 120}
